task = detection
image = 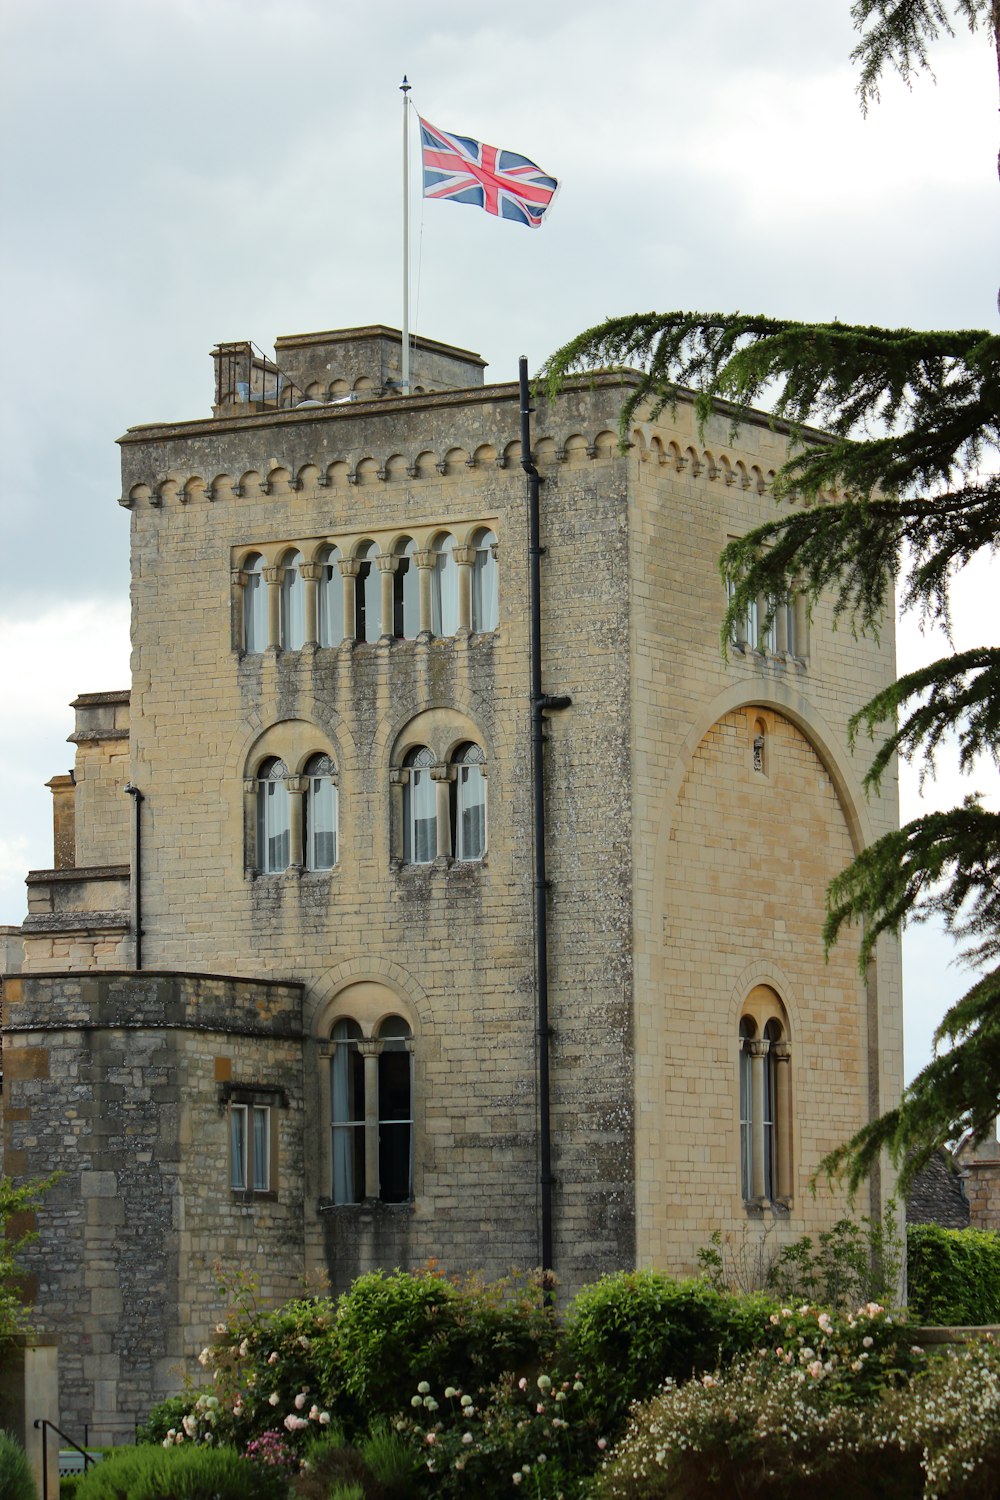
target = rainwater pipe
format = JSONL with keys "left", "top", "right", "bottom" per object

{"left": 124, "top": 783, "right": 144, "bottom": 970}
{"left": 519, "top": 356, "right": 571, "bottom": 1279}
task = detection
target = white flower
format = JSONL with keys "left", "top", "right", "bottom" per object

{"left": 512, "top": 1475, "right": 522, "bottom": 1486}
{"left": 268, "top": 1352, "right": 279, "bottom": 1365}
{"left": 215, "top": 1322, "right": 226, "bottom": 1334}
{"left": 239, "top": 1339, "right": 249, "bottom": 1357}
{"left": 298, "top": 1335, "right": 311, "bottom": 1349}
{"left": 411, "top": 1396, "right": 423, "bottom": 1409}
{"left": 319, "top": 1412, "right": 331, "bottom": 1425}
{"left": 460, "top": 1394, "right": 473, "bottom": 1408}
{"left": 862, "top": 1336, "right": 874, "bottom": 1349}
{"left": 268, "top": 1393, "right": 280, "bottom": 1407}
{"left": 445, "top": 1386, "right": 457, "bottom": 1399}
{"left": 309, "top": 1405, "right": 321, "bottom": 1420}
{"left": 417, "top": 1381, "right": 431, "bottom": 1395}
{"left": 182, "top": 1415, "right": 198, "bottom": 1437}
{"left": 197, "top": 1348, "right": 211, "bottom": 1367}
{"left": 537, "top": 1374, "right": 552, "bottom": 1392}
{"left": 462, "top": 1432, "right": 473, "bottom": 1444}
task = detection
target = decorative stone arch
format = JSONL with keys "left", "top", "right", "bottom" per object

{"left": 354, "top": 457, "right": 380, "bottom": 486}
{"left": 312, "top": 966, "right": 428, "bottom": 1039}
{"left": 384, "top": 453, "right": 408, "bottom": 482}
{"left": 325, "top": 460, "right": 350, "bottom": 487}
{"left": 593, "top": 429, "right": 617, "bottom": 457}
{"left": 370, "top": 693, "right": 509, "bottom": 782}
{"left": 157, "top": 477, "right": 179, "bottom": 507}
{"left": 472, "top": 442, "right": 497, "bottom": 467}
{"left": 728, "top": 959, "right": 799, "bottom": 1037}
{"left": 414, "top": 450, "right": 438, "bottom": 479}
{"left": 651, "top": 682, "right": 876, "bottom": 922}
{"left": 499, "top": 439, "right": 520, "bottom": 470}
{"left": 389, "top": 705, "right": 491, "bottom": 768}
{"left": 181, "top": 475, "right": 205, "bottom": 505}
{"left": 224, "top": 712, "right": 353, "bottom": 788}
{"left": 442, "top": 446, "right": 469, "bottom": 475}
{"left": 533, "top": 435, "right": 557, "bottom": 467}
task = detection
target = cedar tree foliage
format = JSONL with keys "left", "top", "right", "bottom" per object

{"left": 540, "top": 4, "right": 1000, "bottom": 1196}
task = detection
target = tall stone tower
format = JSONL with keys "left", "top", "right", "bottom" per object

{"left": 1, "top": 323, "right": 902, "bottom": 1435}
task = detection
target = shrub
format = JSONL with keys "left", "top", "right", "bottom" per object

{"left": 597, "top": 1335, "right": 1000, "bottom": 1500}
{"left": 560, "top": 1270, "right": 775, "bottom": 1437}
{"left": 766, "top": 1206, "right": 905, "bottom": 1310}
{"left": 72, "top": 1443, "right": 288, "bottom": 1500}
{"left": 907, "top": 1225, "right": 1000, "bottom": 1326}
{"left": 334, "top": 1267, "right": 556, "bottom": 1422}
{"left": 396, "top": 1369, "right": 600, "bottom": 1500}
{"left": 0, "top": 1431, "right": 38, "bottom": 1500}
{"left": 136, "top": 1394, "right": 190, "bottom": 1445}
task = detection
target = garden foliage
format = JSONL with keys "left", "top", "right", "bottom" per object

{"left": 907, "top": 1224, "right": 1000, "bottom": 1325}
{"left": 72, "top": 1442, "right": 287, "bottom": 1500}
{"left": 0, "top": 1431, "right": 37, "bottom": 1500}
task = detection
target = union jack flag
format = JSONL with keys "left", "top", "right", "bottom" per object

{"left": 419, "top": 117, "right": 559, "bottom": 229}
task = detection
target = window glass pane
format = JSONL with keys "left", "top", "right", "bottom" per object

{"left": 244, "top": 558, "right": 266, "bottom": 652}
{"left": 457, "top": 765, "right": 486, "bottom": 860}
{"left": 394, "top": 540, "right": 420, "bottom": 639}
{"left": 403, "top": 748, "right": 436, "bottom": 864}
{"left": 739, "top": 1045, "right": 752, "bottom": 1199}
{"left": 230, "top": 1106, "right": 247, "bottom": 1191}
{"left": 281, "top": 552, "right": 305, "bottom": 649}
{"left": 378, "top": 1044, "right": 412, "bottom": 1203}
{"left": 331, "top": 1023, "right": 364, "bottom": 1205}
{"left": 431, "top": 536, "right": 458, "bottom": 635}
{"left": 252, "top": 1106, "right": 270, "bottom": 1191}
{"left": 305, "top": 756, "right": 337, "bottom": 871}
{"left": 364, "top": 561, "right": 381, "bottom": 641}
{"left": 471, "top": 531, "right": 498, "bottom": 632}
{"left": 318, "top": 548, "right": 344, "bottom": 647}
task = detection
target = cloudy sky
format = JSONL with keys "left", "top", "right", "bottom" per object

{"left": 1, "top": 0, "right": 997, "bottom": 1080}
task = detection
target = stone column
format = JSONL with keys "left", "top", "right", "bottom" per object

{"left": 286, "top": 777, "right": 306, "bottom": 872}
{"left": 231, "top": 566, "right": 248, "bottom": 651}
{"left": 263, "top": 566, "right": 283, "bottom": 649}
{"left": 358, "top": 1039, "right": 384, "bottom": 1199}
{"left": 299, "top": 562, "right": 322, "bottom": 646}
{"left": 749, "top": 1039, "right": 770, "bottom": 1202}
{"left": 338, "top": 558, "right": 360, "bottom": 642}
{"left": 414, "top": 551, "right": 435, "bottom": 636}
{"left": 453, "top": 545, "right": 475, "bottom": 633}
{"left": 46, "top": 775, "right": 76, "bottom": 870}
{"left": 243, "top": 778, "right": 257, "bottom": 872}
{"left": 376, "top": 555, "right": 398, "bottom": 639}
{"left": 772, "top": 1041, "right": 793, "bottom": 1200}
{"left": 431, "top": 765, "right": 453, "bottom": 860}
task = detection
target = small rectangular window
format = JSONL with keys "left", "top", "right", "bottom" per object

{"left": 230, "top": 1103, "right": 271, "bottom": 1193}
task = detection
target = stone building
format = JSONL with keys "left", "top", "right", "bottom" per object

{"left": 0, "top": 323, "right": 903, "bottom": 1435}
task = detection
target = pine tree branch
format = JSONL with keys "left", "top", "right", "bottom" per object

{"left": 824, "top": 802, "right": 1000, "bottom": 969}
{"left": 849, "top": 646, "right": 1000, "bottom": 790}
{"left": 850, "top": 1, "right": 988, "bottom": 110}
{"left": 819, "top": 965, "right": 1000, "bottom": 1194}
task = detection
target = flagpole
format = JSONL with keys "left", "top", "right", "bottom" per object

{"left": 401, "top": 76, "right": 411, "bottom": 394}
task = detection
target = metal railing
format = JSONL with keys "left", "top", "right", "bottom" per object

{"left": 33, "top": 1418, "right": 96, "bottom": 1497}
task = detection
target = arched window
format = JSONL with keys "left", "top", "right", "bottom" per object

{"left": 403, "top": 747, "right": 437, "bottom": 864}
{"left": 330, "top": 1019, "right": 364, "bottom": 1205}
{"left": 377, "top": 1016, "right": 413, "bottom": 1203}
{"left": 739, "top": 994, "right": 791, "bottom": 1204}
{"left": 354, "top": 542, "right": 381, "bottom": 643}
{"left": 280, "top": 550, "right": 306, "bottom": 650}
{"left": 318, "top": 545, "right": 344, "bottom": 647}
{"left": 304, "top": 753, "right": 338, "bottom": 870}
{"left": 393, "top": 537, "right": 420, "bottom": 639}
{"left": 452, "top": 742, "right": 487, "bottom": 861}
{"left": 471, "top": 529, "right": 498, "bottom": 633}
{"left": 256, "top": 758, "right": 290, "bottom": 873}
{"left": 243, "top": 553, "right": 267, "bottom": 653}
{"left": 431, "top": 533, "right": 458, "bottom": 636}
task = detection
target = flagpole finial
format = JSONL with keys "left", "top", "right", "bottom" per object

{"left": 400, "top": 76, "right": 411, "bottom": 93}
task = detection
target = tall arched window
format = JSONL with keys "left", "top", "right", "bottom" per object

{"left": 354, "top": 542, "right": 381, "bottom": 642}
{"left": 452, "top": 742, "right": 487, "bottom": 861}
{"left": 377, "top": 1016, "right": 413, "bottom": 1203}
{"left": 280, "top": 550, "right": 306, "bottom": 650}
{"left": 330, "top": 1018, "right": 364, "bottom": 1204}
{"left": 739, "top": 994, "right": 791, "bottom": 1204}
{"left": 243, "top": 553, "right": 267, "bottom": 653}
{"left": 318, "top": 545, "right": 344, "bottom": 647}
{"left": 471, "top": 529, "right": 498, "bottom": 633}
{"left": 304, "top": 753, "right": 338, "bottom": 870}
{"left": 256, "top": 758, "right": 290, "bottom": 873}
{"left": 431, "top": 534, "right": 459, "bottom": 636}
{"left": 403, "top": 747, "right": 437, "bottom": 864}
{"left": 393, "top": 537, "right": 420, "bottom": 639}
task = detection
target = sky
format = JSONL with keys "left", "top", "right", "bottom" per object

{"left": 1, "top": 0, "right": 997, "bottom": 1082}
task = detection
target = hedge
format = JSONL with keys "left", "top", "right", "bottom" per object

{"left": 907, "top": 1223, "right": 1000, "bottom": 1325}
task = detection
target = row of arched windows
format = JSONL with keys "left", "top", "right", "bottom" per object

{"left": 251, "top": 743, "right": 487, "bottom": 874}
{"left": 240, "top": 530, "right": 498, "bottom": 653}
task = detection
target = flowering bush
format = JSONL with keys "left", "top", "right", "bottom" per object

{"left": 756, "top": 1301, "right": 925, "bottom": 1408}
{"left": 396, "top": 1370, "right": 601, "bottom": 1499}
{"left": 595, "top": 1330, "right": 1000, "bottom": 1500}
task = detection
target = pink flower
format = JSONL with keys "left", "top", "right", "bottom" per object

{"left": 425, "top": 1433, "right": 437, "bottom": 1446}
{"left": 268, "top": 1352, "right": 279, "bottom": 1366}
{"left": 283, "top": 1414, "right": 309, "bottom": 1432}
{"left": 518, "top": 1378, "right": 528, "bottom": 1391}
{"left": 597, "top": 1438, "right": 607, "bottom": 1451}
{"left": 294, "top": 1393, "right": 306, "bottom": 1410}
{"left": 808, "top": 1361, "right": 823, "bottom": 1379}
